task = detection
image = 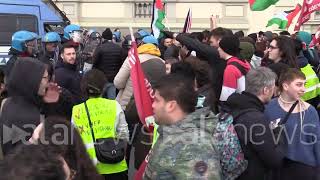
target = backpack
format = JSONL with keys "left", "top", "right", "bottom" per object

{"left": 213, "top": 111, "right": 248, "bottom": 180}
{"left": 229, "top": 61, "right": 248, "bottom": 76}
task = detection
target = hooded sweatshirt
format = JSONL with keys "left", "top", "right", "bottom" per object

{"left": 225, "top": 92, "right": 284, "bottom": 180}
{"left": 0, "top": 58, "right": 46, "bottom": 155}
{"left": 5, "top": 48, "right": 32, "bottom": 81}
{"left": 220, "top": 57, "right": 251, "bottom": 101}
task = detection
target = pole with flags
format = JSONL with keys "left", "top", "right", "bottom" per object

{"left": 294, "top": 0, "right": 320, "bottom": 31}
{"left": 182, "top": 8, "right": 192, "bottom": 33}
{"left": 128, "top": 27, "right": 155, "bottom": 130}
{"left": 266, "top": 4, "right": 301, "bottom": 30}
{"left": 127, "top": 27, "right": 155, "bottom": 180}
{"left": 151, "top": 0, "right": 166, "bottom": 39}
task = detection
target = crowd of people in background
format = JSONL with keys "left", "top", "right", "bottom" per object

{"left": 0, "top": 20, "right": 319, "bottom": 180}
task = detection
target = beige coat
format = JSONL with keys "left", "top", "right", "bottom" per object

{"left": 114, "top": 54, "right": 164, "bottom": 110}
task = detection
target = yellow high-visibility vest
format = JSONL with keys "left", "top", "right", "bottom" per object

{"left": 72, "top": 97, "right": 127, "bottom": 174}
{"left": 301, "top": 64, "right": 320, "bottom": 101}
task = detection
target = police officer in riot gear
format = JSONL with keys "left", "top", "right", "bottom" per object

{"left": 5, "top": 30, "right": 40, "bottom": 80}
{"left": 82, "top": 29, "right": 102, "bottom": 73}
{"left": 38, "top": 32, "right": 62, "bottom": 81}
{"left": 39, "top": 32, "right": 61, "bottom": 67}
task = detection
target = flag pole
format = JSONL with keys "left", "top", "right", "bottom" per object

{"left": 165, "top": 15, "right": 171, "bottom": 31}
{"left": 129, "top": 27, "right": 135, "bottom": 42}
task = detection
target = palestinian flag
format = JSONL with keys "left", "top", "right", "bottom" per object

{"left": 151, "top": 0, "right": 165, "bottom": 39}
{"left": 249, "top": 0, "right": 279, "bottom": 11}
{"left": 266, "top": 4, "right": 301, "bottom": 29}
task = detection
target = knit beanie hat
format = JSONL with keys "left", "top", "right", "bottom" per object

{"left": 264, "top": 31, "right": 273, "bottom": 41}
{"left": 239, "top": 42, "right": 255, "bottom": 60}
{"left": 248, "top": 33, "right": 258, "bottom": 43}
{"left": 102, "top": 28, "right": 113, "bottom": 40}
{"left": 297, "top": 31, "right": 312, "bottom": 46}
{"left": 219, "top": 35, "right": 240, "bottom": 56}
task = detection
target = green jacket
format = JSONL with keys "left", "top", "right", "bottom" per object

{"left": 143, "top": 108, "right": 222, "bottom": 180}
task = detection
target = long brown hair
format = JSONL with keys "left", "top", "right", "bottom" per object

{"left": 273, "top": 36, "right": 298, "bottom": 68}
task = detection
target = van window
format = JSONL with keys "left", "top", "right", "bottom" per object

{"left": 0, "top": 14, "right": 38, "bottom": 46}
{"left": 44, "top": 23, "right": 65, "bottom": 34}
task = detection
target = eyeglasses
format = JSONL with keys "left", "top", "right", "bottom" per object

{"left": 268, "top": 45, "right": 279, "bottom": 50}
{"left": 42, "top": 75, "right": 49, "bottom": 80}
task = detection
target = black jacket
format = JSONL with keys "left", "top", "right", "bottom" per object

{"left": 225, "top": 92, "right": 284, "bottom": 180}
{"left": 176, "top": 34, "right": 226, "bottom": 110}
{"left": 5, "top": 48, "right": 32, "bottom": 81}
{"left": 54, "top": 60, "right": 82, "bottom": 104}
{"left": 5, "top": 48, "right": 19, "bottom": 79}
{"left": 42, "top": 87, "right": 74, "bottom": 120}
{"left": 38, "top": 51, "right": 55, "bottom": 66}
{"left": 303, "top": 49, "right": 320, "bottom": 68}
{"left": 38, "top": 51, "right": 56, "bottom": 77}
{"left": 268, "top": 61, "right": 290, "bottom": 86}
{"left": 297, "top": 52, "right": 309, "bottom": 68}
{"left": 0, "top": 58, "right": 46, "bottom": 155}
{"left": 93, "top": 41, "right": 125, "bottom": 82}
{"left": 197, "top": 84, "right": 211, "bottom": 108}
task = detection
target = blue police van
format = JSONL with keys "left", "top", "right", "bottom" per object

{"left": 0, "top": 0, "right": 69, "bottom": 64}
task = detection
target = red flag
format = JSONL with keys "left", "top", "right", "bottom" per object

{"left": 182, "top": 8, "right": 192, "bottom": 33}
{"left": 285, "top": 4, "right": 301, "bottom": 29}
{"left": 309, "top": 30, "right": 320, "bottom": 48}
{"left": 128, "top": 41, "right": 155, "bottom": 180}
{"left": 135, "top": 158, "right": 148, "bottom": 180}
{"left": 155, "top": 0, "right": 163, "bottom": 9}
{"left": 294, "top": 0, "right": 320, "bottom": 31}
{"left": 309, "top": 35, "right": 317, "bottom": 48}
{"left": 128, "top": 41, "right": 155, "bottom": 128}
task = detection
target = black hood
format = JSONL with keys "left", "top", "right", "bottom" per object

{"left": 225, "top": 92, "right": 265, "bottom": 112}
{"left": 7, "top": 58, "right": 46, "bottom": 104}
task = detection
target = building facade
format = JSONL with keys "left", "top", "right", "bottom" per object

{"left": 54, "top": 0, "right": 319, "bottom": 34}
